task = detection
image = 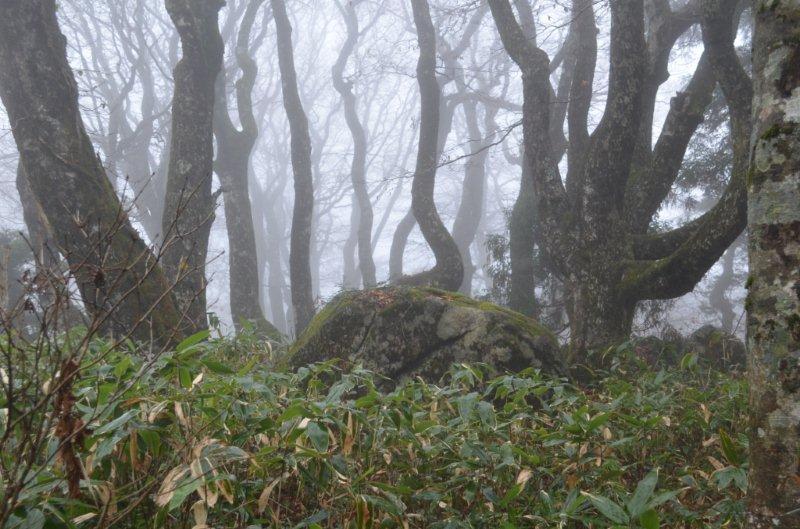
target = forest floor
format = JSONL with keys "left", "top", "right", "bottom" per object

{"left": 4, "top": 332, "right": 747, "bottom": 528}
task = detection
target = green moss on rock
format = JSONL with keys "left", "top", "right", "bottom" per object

{"left": 288, "top": 286, "right": 566, "bottom": 384}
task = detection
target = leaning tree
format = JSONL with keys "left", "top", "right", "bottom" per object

{"left": 0, "top": 0, "right": 184, "bottom": 346}
{"left": 489, "top": 0, "right": 750, "bottom": 355}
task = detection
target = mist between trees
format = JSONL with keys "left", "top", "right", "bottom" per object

{"left": 0, "top": 0, "right": 797, "bottom": 527}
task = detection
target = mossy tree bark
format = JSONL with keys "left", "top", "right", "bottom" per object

{"left": 214, "top": 0, "right": 280, "bottom": 338}
{"left": 746, "top": 2, "right": 800, "bottom": 526}
{"left": 332, "top": 0, "right": 377, "bottom": 289}
{"left": 0, "top": 0, "right": 182, "bottom": 346}
{"left": 162, "top": 0, "right": 225, "bottom": 334}
{"left": 271, "top": 0, "right": 316, "bottom": 335}
{"left": 490, "top": 0, "right": 750, "bottom": 357}
{"left": 397, "top": 0, "right": 464, "bottom": 292}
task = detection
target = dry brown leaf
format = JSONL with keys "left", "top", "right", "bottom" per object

{"left": 707, "top": 456, "right": 725, "bottom": 471}
{"left": 516, "top": 468, "right": 533, "bottom": 487}
{"left": 155, "top": 465, "right": 190, "bottom": 507}
{"left": 257, "top": 478, "right": 280, "bottom": 514}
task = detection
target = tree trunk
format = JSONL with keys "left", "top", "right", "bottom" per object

{"left": 161, "top": 0, "right": 224, "bottom": 334}
{"left": 451, "top": 98, "right": 492, "bottom": 295}
{"left": 708, "top": 244, "right": 738, "bottom": 332}
{"left": 214, "top": 0, "right": 280, "bottom": 338}
{"left": 342, "top": 197, "right": 361, "bottom": 288}
{"left": 746, "top": 3, "right": 800, "bottom": 526}
{"left": 333, "top": 0, "right": 377, "bottom": 288}
{"left": 389, "top": 208, "right": 416, "bottom": 280}
{"left": 0, "top": 0, "right": 182, "bottom": 347}
{"left": 271, "top": 0, "right": 316, "bottom": 335}
{"left": 509, "top": 153, "right": 538, "bottom": 316}
{"left": 398, "top": 0, "right": 463, "bottom": 291}
{"left": 490, "top": 0, "right": 750, "bottom": 357}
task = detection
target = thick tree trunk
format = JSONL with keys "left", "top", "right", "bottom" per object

{"left": 161, "top": 0, "right": 224, "bottom": 334}
{"left": 491, "top": 0, "right": 750, "bottom": 357}
{"left": 0, "top": 0, "right": 182, "bottom": 347}
{"left": 333, "top": 0, "right": 377, "bottom": 288}
{"left": 271, "top": 0, "right": 316, "bottom": 335}
{"left": 398, "top": 0, "right": 463, "bottom": 291}
{"left": 746, "top": 3, "right": 800, "bottom": 526}
{"left": 214, "top": 0, "right": 279, "bottom": 338}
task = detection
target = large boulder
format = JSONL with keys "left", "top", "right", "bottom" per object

{"left": 687, "top": 325, "right": 746, "bottom": 369}
{"left": 288, "top": 287, "right": 566, "bottom": 382}
{"left": 632, "top": 325, "right": 687, "bottom": 367}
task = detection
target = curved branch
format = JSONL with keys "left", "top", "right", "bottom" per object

{"left": 622, "top": 0, "right": 750, "bottom": 300}
{"left": 624, "top": 52, "right": 716, "bottom": 228}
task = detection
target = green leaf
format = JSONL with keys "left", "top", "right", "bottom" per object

{"left": 279, "top": 403, "right": 310, "bottom": 423}
{"left": 581, "top": 492, "right": 629, "bottom": 524}
{"left": 355, "top": 391, "right": 379, "bottom": 408}
{"left": 627, "top": 469, "right": 658, "bottom": 517}
{"left": 168, "top": 477, "right": 198, "bottom": 511}
{"left": 19, "top": 509, "right": 44, "bottom": 529}
{"left": 305, "top": 422, "right": 329, "bottom": 452}
{"left": 94, "top": 410, "right": 138, "bottom": 436}
{"left": 176, "top": 329, "right": 210, "bottom": 354}
{"left": 719, "top": 429, "right": 742, "bottom": 465}
{"left": 177, "top": 367, "right": 192, "bottom": 389}
{"left": 201, "top": 359, "right": 235, "bottom": 374}
{"left": 292, "top": 510, "right": 328, "bottom": 528}
{"left": 639, "top": 509, "right": 659, "bottom": 529}
{"left": 113, "top": 355, "right": 132, "bottom": 378}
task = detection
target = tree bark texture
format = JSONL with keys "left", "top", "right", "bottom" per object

{"left": 271, "top": 0, "right": 316, "bottom": 335}
{"left": 0, "top": 0, "right": 183, "bottom": 347}
{"left": 214, "top": 0, "right": 280, "bottom": 338}
{"left": 746, "top": 2, "right": 800, "bottom": 526}
{"left": 162, "top": 0, "right": 225, "bottom": 334}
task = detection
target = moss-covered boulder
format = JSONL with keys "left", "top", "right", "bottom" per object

{"left": 687, "top": 325, "right": 746, "bottom": 369}
{"left": 289, "top": 287, "right": 566, "bottom": 382}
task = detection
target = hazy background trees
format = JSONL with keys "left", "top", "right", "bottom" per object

{"left": 0, "top": 0, "right": 753, "bottom": 345}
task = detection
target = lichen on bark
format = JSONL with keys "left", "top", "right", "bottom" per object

{"left": 747, "top": 2, "right": 800, "bottom": 525}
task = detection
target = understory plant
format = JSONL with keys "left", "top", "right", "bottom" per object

{"left": 1, "top": 332, "right": 747, "bottom": 528}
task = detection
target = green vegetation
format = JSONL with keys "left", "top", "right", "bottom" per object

{"left": 2, "top": 334, "right": 747, "bottom": 528}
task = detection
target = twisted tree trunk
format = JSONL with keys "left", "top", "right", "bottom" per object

{"left": 746, "top": 2, "right": 800, "bottom": 525}
{"left": 397, "top": 0, "right": 463, "bottom": 291}
{"left": 161, "top": 0, "right": 225, "bottom": 334}
{"left": 490, "top": 0, "right": 749, "bottom": 357}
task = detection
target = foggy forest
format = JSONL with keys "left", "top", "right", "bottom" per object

{"left": 0, "top": 0, "right": 797, "bottom": 527}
